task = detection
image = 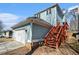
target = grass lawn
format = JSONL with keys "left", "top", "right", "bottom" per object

{"left": 0, "top": 38, "right": 14, "bottom": 43}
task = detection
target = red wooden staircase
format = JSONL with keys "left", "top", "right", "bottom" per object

{"left": 44, "top": 22, "right": 68, "bottom": 49}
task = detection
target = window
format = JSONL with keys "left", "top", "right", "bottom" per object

{"left": 38, "top": 14, "right": 40, "bottom": 18}
{"left": 37, "top": 14, "right": 38, "bottom": 17}
{"left": 35, "top": 14, "right": 38, "bottom": 17}
{"left": 46, "top": 10, "right": 48, "bottom": 15}
{"left": 37, "top": 14, "right": 40, "bottom": 18}
{"left": 46, "top": 8, "right": 51, "bottom": 15}
{"left": 49, "top": 9, "right": 51, "bottom": 14}
{"left": 25, "top": 30, "right": 27, "bottom": 32}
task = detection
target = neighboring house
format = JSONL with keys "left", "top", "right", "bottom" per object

{"left": 34, "top": 4, "right": 63, "bottom": 26}
{"left": 12, "top": 17, "right": 51, "bottom": 50}
{"left": 68, "top": 5, "right": 79, "bottom": 32}
{"left": 2, "top": 30, "right": 13, "bottom": 38}
{"left": 68, "top": 5, "right": 79, "bottom": 40}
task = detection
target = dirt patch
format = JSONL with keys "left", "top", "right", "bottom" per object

{"left": 66, "top": 32, "right": 77, "bottom": 43}
{"left": 32, "top": 46, "right": 62, "bottom": 55}
{"left": 32, "top": 44, "right": 78, "bottom": 55}
{"left": 59, "top": 43, "right": 78, "bottom": 55}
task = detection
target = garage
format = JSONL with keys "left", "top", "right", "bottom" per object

{"left": 12, "top": 17, "right": 51, "bottom": 50}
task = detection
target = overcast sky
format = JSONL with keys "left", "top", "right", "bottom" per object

{"left": 0, "top": 3, "right": 78, "bottom": 30}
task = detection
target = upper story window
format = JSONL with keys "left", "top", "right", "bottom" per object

{"left": 46, "top": 8, "right": 51, "bottom": 15}
{"left": 35, "top": 14, "right": 37, "bottom": 17}
{"left": 46, "top": 10, "right": 48, "bottom": 15}
{"left": 38, "top": 14, "right": 40, "bottom": 18}
{"left": 36, "top": 13, "right": 40, "bottom": 18}
{"left": 49, "top": 9, "right": 51, "bottom": 14}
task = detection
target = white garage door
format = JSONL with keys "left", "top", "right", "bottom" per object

{"left": 14, "top": 30, "right": 27, "bottom": 44}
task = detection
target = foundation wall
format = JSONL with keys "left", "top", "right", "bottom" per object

{"left": 25, "top": 41, "right": 43, "bottom": 51}
{"left": 32, "top": 42, "right": 39, "bottom": 49}
{"left": 25, "top": 43, "right": 32, "bottom": 51}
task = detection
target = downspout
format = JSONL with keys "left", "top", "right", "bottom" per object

{"left": 55, "top": 7, "right": 57, "bottom": 26}
{"left": 30, "top": 23, "right": 33, "bottom": 48}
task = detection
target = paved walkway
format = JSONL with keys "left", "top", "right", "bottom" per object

{"left": 0, "top": 41, "right": 24, "bottom": 54}
{"left": 2, "top": 46, "right": 30, "bottom": 55}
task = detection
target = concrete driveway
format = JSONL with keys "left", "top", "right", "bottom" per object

{"left": 0, "top": 41, "right": 24, "bottom": 54}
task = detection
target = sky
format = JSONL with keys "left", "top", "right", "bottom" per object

{"left": 0, "top": 3, "right": 78, "bottom": 30}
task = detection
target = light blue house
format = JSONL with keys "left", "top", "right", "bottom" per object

{"left": 12, "top": 4, "right": 63, "bottom": 50}
{"left": 68, "top": 5, "right": 79, "bottom": 40}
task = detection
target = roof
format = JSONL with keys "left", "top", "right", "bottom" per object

{"left": 2, "top": 30, "right": 12, "bottom": 33}
{"left": 68, "top": 5, "right": 79, "bottom": 11}
{"left": 12, "top": 17, "right": 52, "bottom": 29}
{"left": 34, "top": 4, "right": 61, "bottom": 15}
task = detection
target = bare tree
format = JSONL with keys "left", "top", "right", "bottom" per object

{"left": 0, "top": 20, "right": 3, "bottom": 34}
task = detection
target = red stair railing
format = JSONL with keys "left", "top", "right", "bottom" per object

{"left": 44, "top": 22, "right": 68, "bottom": 49}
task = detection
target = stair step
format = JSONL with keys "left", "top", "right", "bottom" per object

{"left": 47, "top": 43, "right": 56, "bottom": 45}
{"left": 47, "top": 41, "right": 55, "bottom": 43}
{"left": 47, "top": 42, "right": 55, "bottom": 44}
{"left": 47, "top": 45, "right": 56, "bottom": 48}
{"left": 46, "top": 38, "right": 55, "bottom": 40}
{"left": 45, "top": 39, "right": 55, "bottom": 41}
{"left": 47, "top": 39, "right": 55, "bottom": 41}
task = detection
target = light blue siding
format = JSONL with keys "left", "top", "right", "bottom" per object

{"left": 56, "top": 6, "right": 63, "bottom": 23}
{"left": 32, "top": 24, "right": 49, "bottom": 42}
{"left": 51, "top": 7, "right": 57, "bottom": 26}
{"left": 40, "top": 11, "right": 47, "bottom": 22}
{"left": 35, "top": 7, "right": 63, "bottom": 26}
{"left": 39, "top": 7, "right": 57, "bottom": 25}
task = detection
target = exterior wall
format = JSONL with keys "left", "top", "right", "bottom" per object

{"left": 32, "top": 23, "right": 49, "bottom": 42}
{"left": 35, "top": 7, "right": 63, "bottom": 26}
{"left": 35, "top": 7, "right": 57, "bottom": 25}
{"left": 50, "top": 7, "right": 57, "bottom": 25}
{"left": 40, "top": 11, "right": 47, "bottom": 22}
{"left": 13, "top": 23, "right": 32, "bottom": 45}
{"left": 56, "top": 6, "right": 63, "bottom": 23}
